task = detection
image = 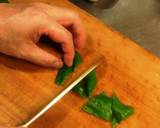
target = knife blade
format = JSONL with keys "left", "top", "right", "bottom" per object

{"left": 22, "top": 58, "right": 102, "bottom": 127}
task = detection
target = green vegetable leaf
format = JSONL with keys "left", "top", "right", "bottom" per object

{"left": 85, "top": 70, "right": 97, "bottom": 97}
{"left": 72, "top": 51, "right": 83, "bottom": 71}
{"left": 83, "top": 92, "right": 113, "bottom": 121}
{"left": 82, "top": 92, "right": 134, "bottom": 128}
{"left": 55, "top": 52, "right": 82, "bottom": 85}
{"left": 72, "top": 81, "right": 88, "bottom": 97}
{"left": 112, "top": 94, "right": 134, "bottom": 123}
{"left": 55, "top": 64, "right": 72, "bottom": 85}
{"left": 111, "top": 116, "right": 119, "bottom": 128}
{"left": 73, "top": 70, "right": 97, "bottom": 97}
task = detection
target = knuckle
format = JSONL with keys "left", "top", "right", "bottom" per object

{"left": 42, "top": 58, "right": 56, "bottom": 66}
{"left": 26, "top": 4, "right": 48, "bottom": 18}
{"left": 31, "top": 2, "right": 47, "bottom": 8}
{"left": 18, "top": 44, "right": 32, "bottom": 58}
{"left": 28, "top": 9, "right": 47, "bottom": 19}
{"left": 43, "top": 58, "right": 51, "bottom": 65}
{"left": 19, "top": 48, "right": 28, "bottom": 58}
{"left": 66, "top": 32, "right": 72, "bottom": 40}
{"left": 63, "top": 8, "right": 80, "bottom": 19}
{"left": 61, "top": 30, "right": 72, "bottom": 42}
{"left": 68, "top": 10, "right": 80, "bottom": 19}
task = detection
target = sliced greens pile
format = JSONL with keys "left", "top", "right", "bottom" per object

{"left": 111, "top": 95, "right": 134, "bottom": 124}
{"left": 83, "top": 92, "right": 134, "bottom": 128}
{"left": 72, "top": 70, "right": 97, "bottom": 97}
{"left": 55, "top": 51, "right": 134, "bottom": 128}
{"left": 55, "top": 65, "right": 73, "bottom": 85}
{"left": 55, "top": 51, "right": 97, "bottom": 97}
{"left": 55, "top": 51, "right": 83, "bottom": 85}
{"left": 83, "top": 92, "right": 113, "bottom": 121}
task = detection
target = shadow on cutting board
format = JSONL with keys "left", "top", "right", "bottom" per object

{"left": 0, "top": 35, "right": 63, "bottom": 73}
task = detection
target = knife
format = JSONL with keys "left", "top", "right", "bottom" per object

{"left": 22, "top": 58, "right": 102, "bottom": 127}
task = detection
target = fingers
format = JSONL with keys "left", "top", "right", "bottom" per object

{"left": 28, "top": 3, "right": 85, "bottom": 66}
{"left": 39, "top": 5, "right": 86, "bottom": 49}
{"left": 40, "top": 21, "right": 75, "bottom": 67}
{"left": 21, "top": 42, "right": 63, "bottom": 68}
{"left": 57, "top": 13, "right": 86, "bottom": 49}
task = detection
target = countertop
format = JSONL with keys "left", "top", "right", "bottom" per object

{"left": 71, "top": 0, "right": 160, "bottom": 57}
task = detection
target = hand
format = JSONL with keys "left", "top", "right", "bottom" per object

{"left": 0, "top": 2, "right": 86, "bottom": 68}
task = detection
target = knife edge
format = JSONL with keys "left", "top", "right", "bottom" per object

{"left": 22, "top": 58, "right": 102, "bottom": 127}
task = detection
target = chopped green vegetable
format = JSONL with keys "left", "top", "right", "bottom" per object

{"left": 0, "top": 0, "right": 9, "bottom": 3}
{"left": 73, "top": 70, "right": 97, "bottom": 97}
{"left": 83, "top": 92, "right": 113, "bottom": 121}
{"left": 72, "top": 51, "right": 83, "bottom": 71}
{"left": 111, "top": 116, "right": 118, "bottom": 128}
{"left": 55, "top": 64, "right": 73, "bottom": 85}
{"left": 55, "top": 52, "right": 82, "bottom": 85}
{"left": 55, "top": 49, "right": 134, "bottom": 128}
{"left": 112, "top": 94, "right": 134, "bottom": 123}
{"left": 83, "top": 92, "right": 134, "bottom": 128}
{"left": 85, "top": 70, "right": 97, "bottom": 97}
{"left": 72, "top": 81, "right": 87, "bottom": 97}
{"left": 55, "top": 51, "right": 97, "bottom": 96}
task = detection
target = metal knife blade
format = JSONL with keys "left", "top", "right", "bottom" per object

{"left": 22, "top": 58, "right": 102, "bottom": 127}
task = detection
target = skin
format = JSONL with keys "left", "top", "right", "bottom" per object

{"left": 0, "top": 2, "right": 86, "bottom": 68}
{"left": 0, "top": 2, "right": 86, "bottom": 128}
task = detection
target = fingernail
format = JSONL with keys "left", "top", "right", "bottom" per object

{"left": 68, "top": 61, "right": 73, "bottom": 67}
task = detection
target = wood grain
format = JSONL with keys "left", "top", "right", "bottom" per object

{"left": 0, "top": 0, "right": 160, "bottom": 128}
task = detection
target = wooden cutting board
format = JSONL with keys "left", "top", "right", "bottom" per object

{"left": 0, "top": 0, "right": 160, "bottom": 127}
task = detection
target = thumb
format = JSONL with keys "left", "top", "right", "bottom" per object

{"left": 21, "top": 42, "right": 63, "bottom": 68}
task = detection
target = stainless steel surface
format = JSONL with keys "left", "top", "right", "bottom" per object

{"left": 71, "top": 0, "right": 160, "bottom": 57}
{"left": 22, "top": 59, "right": 102, "bottom": 127}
